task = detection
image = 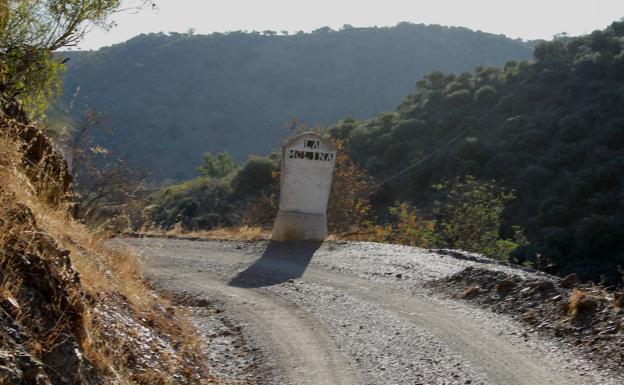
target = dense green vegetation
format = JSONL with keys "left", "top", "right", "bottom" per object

{"left": 328, "top": 21, "right": 624, "bottom": 285}
{"left": 142, "top": 154, "right": 280, "bottom": 229}
{"left": 59, "top": 23, "right": 533, "bottom": 179}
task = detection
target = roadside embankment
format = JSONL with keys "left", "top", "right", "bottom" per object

{"left": 0, "top": 121, "right": 214, "bottom": 384}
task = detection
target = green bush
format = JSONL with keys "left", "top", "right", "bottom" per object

{"left": 232, "top": 156, "right": 278, "bottom": 194}
{"left": 196, "top": 152, "right": 238, "bottom": 178}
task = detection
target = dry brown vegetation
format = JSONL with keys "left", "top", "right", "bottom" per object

{"left": 326, "top": 140, "right": 373, "bottom": 234}
{"left": 129, "top": 225, "right": 270, "bottom": 242}
{"left": 567, "top": 289, "right": 600, "bottom": 318}
{"left": 0, "top": 120, "right": 213, "bottom": 384}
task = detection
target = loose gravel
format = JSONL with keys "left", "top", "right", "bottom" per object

{"left": 269, "top": 280, "right": 489, "bottom": 385}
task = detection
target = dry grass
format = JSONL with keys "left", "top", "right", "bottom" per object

{"left": 567, "top": 289, "right": 600, "bottom": 318}
{"left": 0, "top": 131, "right": 212, "bottom": 383}
{"left": 133, "top": 224, "right": 269, "bottom": 241}
{"left": 0, "top": 131, "right": 153, "bottom": 309}
{"left": 457, "top": 286, "right": 480, "bottom": 299}
{"left": 137, "top": 225, "right": 382, "bottom": 243}
{"left": 132, "top": 226, "right": 390, "bottom": 243}
{"left": 135, "top": 225, "right": 372, "bottom": 243}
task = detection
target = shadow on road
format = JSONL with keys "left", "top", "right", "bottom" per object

{"left": 228, "top": 241, "right": 321, "bottom": 288}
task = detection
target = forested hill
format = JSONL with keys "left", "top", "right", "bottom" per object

{"left": 329, "top": 21, "right": 624, "bottom": 284}
{"left": 60, "top": 23, "right": 533, "bottom": 179}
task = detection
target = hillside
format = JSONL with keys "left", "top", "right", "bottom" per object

{"left": 328, "top": 21, "right": 624, "bottom": 285}
{"left": 59, "top": 23, "right": 533, "bottom": 179}
{"left": 0, "top": 115, "right": 213, "bottom": 383}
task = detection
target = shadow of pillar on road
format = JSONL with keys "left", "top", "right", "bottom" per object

{"left": 227, "top": 241, "right": 321, "bottom": 288}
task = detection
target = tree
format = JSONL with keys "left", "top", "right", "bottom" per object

{"left": 0, "top": 0, "right": 151, "bottom": 116}
{"left": 312, "top": 26, "right": 333, "bottom": 34}
{"left": 65, "top": 107, "right": 149, "bottom": 226}
{"left": 195, "top": 151, "right": 238, "bottom": 178}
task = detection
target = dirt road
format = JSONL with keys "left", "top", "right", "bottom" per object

{"left": 117, "top": 238, "right": 622, "bottom": 385}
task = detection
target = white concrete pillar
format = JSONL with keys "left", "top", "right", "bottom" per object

{"left": 271, "top": 132, "right": 336, "bottom": 242}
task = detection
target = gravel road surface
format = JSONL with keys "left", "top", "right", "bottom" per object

{"left": 116, "top": 238, "right": 623, "bottom": 385}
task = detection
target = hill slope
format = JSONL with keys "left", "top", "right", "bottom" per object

{"left": 59, "top": 23, "right": 533, "bottom": 179}
{"left": 328, "top": 21, "right": 624, "bottom": 284}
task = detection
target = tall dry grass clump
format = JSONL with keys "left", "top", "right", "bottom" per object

{"left": 0, "top": 122, "right": 212, "bottom": 384}
{"left": 567, "top": 289, "right": 600, "bottom": 318}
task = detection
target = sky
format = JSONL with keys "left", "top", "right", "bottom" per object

{"left": 77, "top": 0, "right": 624, "bottom": 50}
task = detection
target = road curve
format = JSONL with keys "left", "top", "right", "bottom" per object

{"left": 153, "top": 271, "right": 359, "bottom": 385}
{"left": 118, "top": 237, "right": 622, "bottom": 385}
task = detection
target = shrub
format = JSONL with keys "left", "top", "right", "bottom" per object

{"left": 232, "top": 156, "right": 277, "bottom": 193}
{"left": 433, "top": 176, "right": 526, "bottom": 260}
{"left": 369, "top": 202, "right": 437, "bottom": 247}
{"left": 195, "top": 151, "right": 238, "bottom": 178}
